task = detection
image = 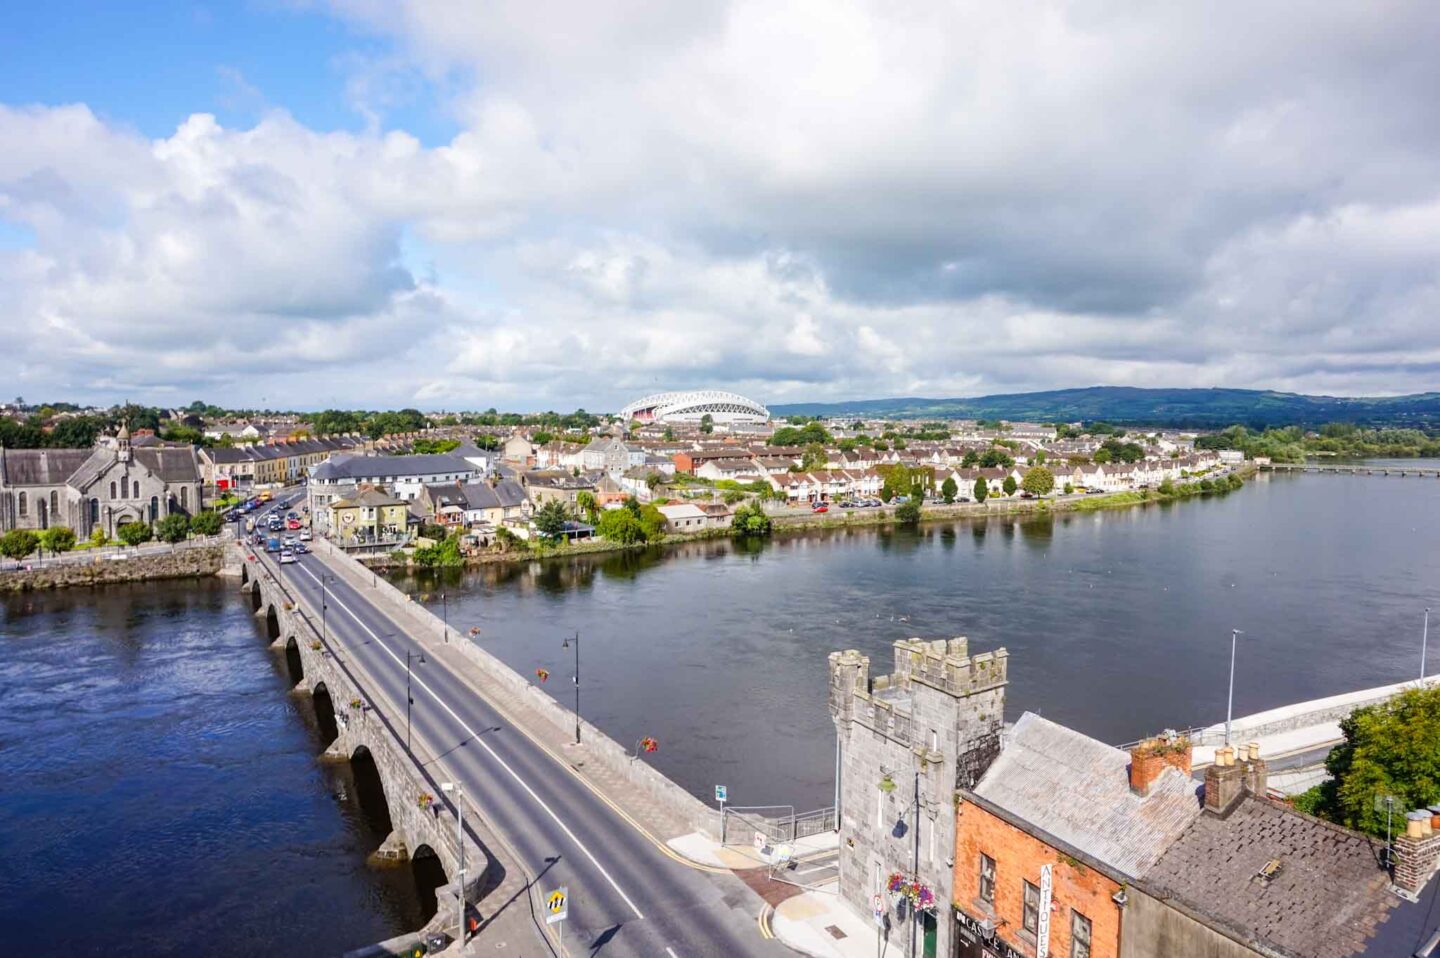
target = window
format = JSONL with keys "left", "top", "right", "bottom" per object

{"left": 978, "top": 854, "right": 996, "bottom": 904}
{"left": 180, "top": 487, "right": 188, "bottom": 510}
{"left": 110, "top": 481, "right": 117, "bottom": 500}
{"left": 1022, "top": 880, "right": 1040, "bottom": 934}
{"left": 17, "top": 491, "right": 26, "bottom": 517}
{"left": 1070, "top": 911, "right": 1091, "bottom": 958}
{"left": 119, "top": 476, "right": 127, "bottom": 499}
{"left": 50, "top": 491, "right": 58, "bottom": 517}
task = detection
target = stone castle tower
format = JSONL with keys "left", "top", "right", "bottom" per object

{"left": 830, "top": 637, "right": 1008, "bottom": 958}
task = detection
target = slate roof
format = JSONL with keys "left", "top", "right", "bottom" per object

{"left": 312, "top": 453, "right": 474, "bottom": 482}
{"left": 331, "top": 488, "right": 406, "bottom": 508}
{"left": 133, "top": 447, "right": 201, "bottom": 483}
{"left": 424, "top": 480, "right": 528, "bottom": 511}
{"left": 1145, "top": 796, "right": 1397, "bottom": 958}
{"left": 0, "top": 448, "right": 94, "bottom": 485}
{"left": 973, "top": 712, "right": 1200, "bottom": 877}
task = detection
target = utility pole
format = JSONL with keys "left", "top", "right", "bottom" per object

{"left": 1225, "top": 629, "right": 1244, "bottom": 746}
{"left": 562, "top": 631, "right": 580, "bottom": 744}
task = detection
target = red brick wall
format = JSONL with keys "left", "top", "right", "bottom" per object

{"left": 954, "top": 801, "right": 1122, "bottom": 958}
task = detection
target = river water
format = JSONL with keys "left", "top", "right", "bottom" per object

{"left": 2, "top": 469, "right": 1436, "bottom": 953}
{"left": 401, "top": 469, "right": 1440, "bottom": 811}
{"left": 0, "top": 579, "right": 424, "bottom": 956}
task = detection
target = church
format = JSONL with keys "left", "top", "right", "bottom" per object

{"left": 0, "top": 425, "right": 205, "bottom": 537}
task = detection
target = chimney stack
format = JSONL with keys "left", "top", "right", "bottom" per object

{"left": 1129, "top": 731, "right": 1193, "bottom": 796}
{"left": 1394, "top": 809, "right": 1440, "bottom": 896}
{"left": 1204, "top": 743, "right": 1268, "bottom": 814}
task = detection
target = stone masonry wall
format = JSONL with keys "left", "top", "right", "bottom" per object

{"left": 0, "top": 545, "right": 224, "bottom": 592}
{"left": 831, "top": 638, "right": 1008, "bottom": 958}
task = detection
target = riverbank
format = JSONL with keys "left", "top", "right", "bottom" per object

{"left": 373, "top": 465, "right": 1256, "bottom": 572}
{"left": 0, "top": 542, "right": 227, "bottom": 592}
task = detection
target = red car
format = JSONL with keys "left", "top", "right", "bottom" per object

{"left": 286, "top": 518, "right": 302, "bottom": 530}
{"left": 812, "top": 503, "right": 829, "bottom": 513}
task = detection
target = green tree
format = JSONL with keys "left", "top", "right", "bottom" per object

{"left": 771, "top": 422, "right": 831, "bottom": 446}
{"left": 90, "top": 526, "right": 108, "bottom": 547}
{"left": 575, "top": 491, "right": 599, "bottom": 522}
{"left": 155, "top": 513, "right": 191, "bottom": 543}
{"left": 1, "top": 529, "right": 38, "bottom": 560}
{"left": 597, "top": 507, "right": 646, "bottom": 544}
{"left": 190, "top": 511, "right": 223, "bottom": 536}
{"left": 979, "top": 449, "right": 1015, "bottom": 468}
{"left": 531, "top": 431, "right": 554, "bottom": 446}
{"left": 1318, "top": 685, "right": 1440, "bottom": 836}
{"left": 801, "top": 443, "right": 828, "bottom": 470}
{"left": 1022, "top": 466, "right": 1055, "bottom": 497}
{"left": 973, "top": 478, "right": 989, "bottom": 503}
{"left": 638, "top": 503, "right": 666, "bottom": 540}
{"left": 533, "top": 500, "right": 571, "bottom": 542}
{"left": 1063, "top": 482, "right": 1074, "bottom": 495}
{"left": 1002, "top": 476, "right": 1018, "bottom": 496}
{"left": 731, "top": 501, "right": 773, "bottom": 536}
{"left": 1157, "top": 478, "right": 1176, "bottom": 497}
{"left": 895, "top": 498, "right": 922, "bottom": 524}
{"left": 40, "top": 526, "right": 77, "bottom": 553}
{"left": 1093, "top": 447, "right": 1113, "bottom": 463}
{"left": 663, "top": 426, "right": 675, "bottom": 441}
{"left": 700, "top": 413, "right": 714, "bottom": 434}
{"left": 116, "top": 522, "right": 153, "bottom": 547}
{"left": 940, "top": 476, "right": 958, "bottom": 503}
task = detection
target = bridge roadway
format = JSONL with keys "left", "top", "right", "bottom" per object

{"left": 258, "top": 541, "right": 788, "bottom": 957}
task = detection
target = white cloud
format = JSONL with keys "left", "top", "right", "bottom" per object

{"left": 4, "top": 1, "right": 1440, "bottom": 408}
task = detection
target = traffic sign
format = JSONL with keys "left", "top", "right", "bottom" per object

{"left": 715, "top": 784, "right": 728, "bottom": 803}
{"left": 545, "top": 886, "right": 569, "bottom": 925}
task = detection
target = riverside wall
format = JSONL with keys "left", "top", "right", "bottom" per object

{"left": 0, "top": 544, "right": 227, "bottom": 592}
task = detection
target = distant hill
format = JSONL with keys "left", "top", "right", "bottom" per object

{"left": 769, "top": 387, "right": 1440, "bottom": 428}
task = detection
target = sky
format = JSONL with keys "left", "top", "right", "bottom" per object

{"left": 2, "top": 1, "right": 1439, "bottom": 412}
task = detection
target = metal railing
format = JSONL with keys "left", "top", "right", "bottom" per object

{"left": 721, "top": 804, "right": 837, "bottom": 846}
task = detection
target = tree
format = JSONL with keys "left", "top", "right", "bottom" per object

{"left": 190, "top": 511, "right": 223, "bottom": 536}
{"left": 771, "top": 422, "right": 831, "bottom": 446}
{"left": 979, "top": 448, "right": 1015, "bottom": 468}
{"left": 645, "top": 472, "right": 663, "bottom": 490}
{"left": 731, "top": 501, "right": 772, "bottom": 536}
{"left": 940, "top": 476, "right": 958, "bottom": 504}
{"left": 801, "top": 443, "right": 828, "bottom": 470}
{"left": 663, "top": 426, "right": 675, "bottom": 441}
{"left": 575, "top": 491, "right": 599, "bottom": 522}
{"left": 1002, "top": 476, "right": 1018, "bottom": 496}
{"left": 1, "top": 529, "right": 38, "bottom": 560}
{"left": 973, "top": 478, "right": 989, "bottom": 503}
{"left": 1063, "top": 482, "right": 1074, "bottom": 495}
{"left": 155, "top": 513, "right": 191, "bottom": 543}
{"left": 597, "top": 508, "right": 646, "bottom": 544}
{"left": 116, "top": 522, "right": 153, "bottom": 547}
{"left": 1317, "top": 685, "right": 1440, "bottom": 836}
{"left": 40, "top": 526, "right": 76, "bottom": 553}
{"left": 638, "top": 503, "right": 666, "bottom": 540}
{"left": 700, "top": 413, "right": 714, "bottom": 434}
{"left": 533, "top": 500, "right": 571, "bottom": 542}
{"left": 895, "top": 499, "right": 922, "bottom": 524}
{"left": 90, "top": 526, "right": 108, "bottom": 547}
{"left": 1022, "top": 466, "right": 1055, "bottom": 497}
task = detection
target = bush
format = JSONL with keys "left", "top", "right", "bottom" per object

{"left": 1002, "top": 476, "right": 1018, "bottom": 496}
{"left": 1198, "top": 478, "right": 1214, "bottom": 492}
{"left": 190, "top": 510, "right": 223, "bottom": 536}
{"left": 116, "top": 522, "right": 153, "bottom": 547}
{"left": 1156, "top": 479, "right": 1176, "bottom": 497}
{"left": 1063, "top": 482, "right": 1074, "bottom": 495}
{"left": 731, "top": 501, "right": 772, "bottom": 536}
{"left": 155, "top": 513, "right": 191, "bottom": 543}
{"left": 895, "top": 499, "right": 922, "bottom": 524}
{"left": 973, "top": 478, "right": 988, "bottom": 503}
{"left": 1, "top": 529, "right": 39, "bottom": 560}
{"left": 940, "top": 476, "right": 957, "bottom": 504}
{"left": 40, "top": 526, "right": 76, "bottom": 553}
{"left": 413, "top": 535, "right": 463, "bottom": 567}
{"left": 90, "top": 526, "right": 108, "bottom": 547}
{"left": 597, "top": 508, "right": 647, "bottom": 544}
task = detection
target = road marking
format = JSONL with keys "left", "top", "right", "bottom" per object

{"left": 666, "top": 948, "right": 680, "bottom": 957}
{"left": 291, "top": 558, "right": 647, "bottom": 922}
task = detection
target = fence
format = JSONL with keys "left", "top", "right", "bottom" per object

{"left": 721, "top": 804, "right": 836, "bottom": 847}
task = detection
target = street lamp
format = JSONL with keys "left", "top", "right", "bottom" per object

{"left": 1225, "top": 629, "right": 1244, "bottom": 746}
{"left": 440, "top": 781, "right": 465, "bottom": 945}
{"left": 1423, "top": 608, "right": 1432, "bottom": 684}
{"left": 561, "top": 631, "right": 580, "bottom": 745}
{"left": 441, "top": 591, "right": 448, "bottom": 644}
{"left": 406, "top": 649, "right": 426, "bottom": 751}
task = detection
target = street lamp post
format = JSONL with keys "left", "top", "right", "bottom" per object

{"left": 910, "top": 769, "right": 921, "bottom": 958}
{"left": 441, "top": 591, "right": 448, "bottom": 643}
{"left": 1423, "top": 608, "right": 1432, "bottom": 684}
{"left": 562, "top": 631, "right": 580, "bottom": 745}
{"left": 1225, "top": 629, "right": 1244, "bottom": 746}
{"left": 441, "top": 781, "right": 465, "bottom": 945}
{"left": 405, "top": 649, "right": 424, "bottom": 751}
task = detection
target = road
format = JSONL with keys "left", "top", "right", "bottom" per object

{"left": 252, "top": 501, "right": 787, "bottom": 957}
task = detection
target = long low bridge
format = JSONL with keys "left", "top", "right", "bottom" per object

{"left": 1260, "top": 462, "right": 1440, "bottom": 477}
{"left": 234, "top": 503, "right": 797, "bottom": 957}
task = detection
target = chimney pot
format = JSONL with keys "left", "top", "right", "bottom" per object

{"left": 1246, "top": 742, "right": 1261, "bottom": 762}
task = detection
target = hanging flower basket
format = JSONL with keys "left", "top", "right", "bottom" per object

{"left": 878, "top": 774, "right": 897, "bottom": 793}
{"left": 886, "top": 872, "right": 937, "bottom": 912}
{"left": 310, "top": 639, "right": 322, "bottom": 651}
{"left": 417, "top": 792, "right": 435, "bottom": 811}
{"left": 349, "top": 697, "right": 363, "bottom": 710}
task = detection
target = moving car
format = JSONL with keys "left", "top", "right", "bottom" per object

{"left": 279, "top": 549, "right": 296, "bottom": 565}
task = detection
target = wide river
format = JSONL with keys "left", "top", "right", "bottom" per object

{"left": 2, "top": 467, "right": 1436, "bottom": 953}
{"left": 399, "top": 468, "right": 1440, "bottom": 811}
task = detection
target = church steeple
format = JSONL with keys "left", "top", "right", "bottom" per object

{"left": 117, "top": 422, "right": 132, "bottom": 462}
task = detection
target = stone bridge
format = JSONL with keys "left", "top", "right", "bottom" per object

{"left": 1260, "top": 462, "right": 1440, "bottom": 477}
{"left": 239, "top": 552, "right": 488, "bottom": 951}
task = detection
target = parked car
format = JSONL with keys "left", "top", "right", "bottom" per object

{"left": 812, "top": 503, "right": 829, "bottom": 513}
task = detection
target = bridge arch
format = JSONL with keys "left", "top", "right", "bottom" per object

{"left": 282, "top": 635, "right": 304, "bottom": 688}
{"left": 409, "top": 843, "right": 449, "bottom": 923}
{"left": 240, "top": 564, "right": 250, "bottom": 587}
{"left": 350, "top": 745, "right": 394, "bottom": 839}
{"left": 248, "top": 585, "right": 262, "bottom": 614}
{"left": 263, "top": 604, "right": 280, "bottom": 642}
{"left": 311, "top": 680, "right": 338, "bottom": 746}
